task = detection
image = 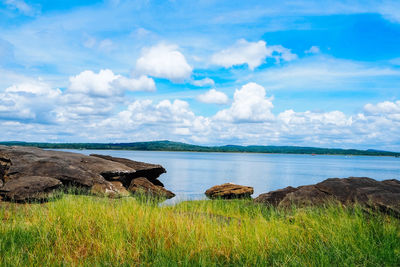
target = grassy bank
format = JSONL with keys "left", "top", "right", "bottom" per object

{"left": 1, "top": 195, "right": 399, "bottom": 266}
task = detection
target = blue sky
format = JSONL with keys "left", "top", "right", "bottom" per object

{"left": 1, "top": 0, "right": 400, "bottom": 150}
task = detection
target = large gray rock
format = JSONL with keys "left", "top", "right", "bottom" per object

{"left": 255, "top": 177, "right": 400, "bottom": 216}
{"left": 0, "top": 146, "right": 172, "bottom": 202}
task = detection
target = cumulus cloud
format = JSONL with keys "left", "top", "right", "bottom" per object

{"left": 191, "top": 78, "right": 215, "bottom": 87}
{"left": 1, "top": 75, "right": 400, "bottom": 150}
{"left": 136, "top": 43, "right": 193, "bottom": 82}
{"left": 68, "top": 69, "right": 155, "bottom": 97}
{"left": 214, "top": 82, "right": 274, "bottom": 122}
{"left": 0, "top": 81, "right": 61, "bottom": 123}
{"left": 211, "top": 39, "right": 297, "bottom": 70}
{"left": 97, "top": 99, "right": 211, "bottom": 141}
{"left": 364, "top": 100, "right": 400, "bottom": 115}
{"left": 197, "top": 89, "right": 229, "bottom": 104}
{"left": 112, "top": 75, "right": 156, "bottom": 92}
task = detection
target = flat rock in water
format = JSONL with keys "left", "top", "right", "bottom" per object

{"left": 205, "top": 183, "right": 254, "bottom": 199}
{"left": 255, "top": 177, "right": 400, "bottom": 216}
{"left": 128, "top": 177, "right": 175, "bottom": 199}
{"left": 0, "top": 146, "right": 172, "bottom": 202}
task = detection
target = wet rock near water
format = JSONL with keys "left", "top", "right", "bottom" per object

{"left": 255, "top": 177, "right": 400, "bottom": 216}
{"left": 0, "top": 145, "right": 173, "bottom": 202}
{"left": 205, "top": 183, "right": 254, "bottom": 199}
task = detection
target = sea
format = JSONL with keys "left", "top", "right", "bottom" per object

{"left": 59, "top": 150, "right": 400, "bottom": 204}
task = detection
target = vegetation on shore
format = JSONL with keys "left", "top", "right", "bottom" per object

{"left": 1, "top": 194, "right": 399, "bottom": 266}
{"left": 1, "top": 140, "right": 400, "bottom": 157}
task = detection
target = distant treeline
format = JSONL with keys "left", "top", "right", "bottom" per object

{"left": 1, "top": 140, "right": 400, "bottom": 157}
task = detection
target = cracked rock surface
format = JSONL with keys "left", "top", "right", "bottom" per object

{"left": 0, "top": 145, "right": 172, "bottom": 202}
{"left": 255, "top": 177, "right": 400, "bottom": 216}
{"left": 205, "top": 183, "right": 254, "bottom": 199}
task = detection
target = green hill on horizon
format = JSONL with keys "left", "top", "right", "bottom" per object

{"left": 1, "top": 140, "right": 399, "bottom": 157}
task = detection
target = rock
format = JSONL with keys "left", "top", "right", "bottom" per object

{"left": 110, "top": 181, "right": 131, "bottom": 197}
{"left": 278, "top": 185, "right": 331, "bottom": 207}
{"left": 90, "top": 181, "right": 131, "bottom": 198}
{"left": 90, "top": 154, "right": 166, "bottom": 183}
{"left": 0, "top": 145, "right": 172, "bottom": 202}
{"left": 0, "top": 176, "right": 62, "bottom": 202}
{"left": 128, "top": 177, "right": 175, "bottom": 199}
{"left": 254, "top": 186, "right": 297, "bottom": 205}
{"left": 0, "top": 146, "right": 136, "bottom": 187}
{"left": 205, "top": 183, "right": 254, "bottom": 199}
{"left": 256, "top": 177, "right": 400, "bottom": 216}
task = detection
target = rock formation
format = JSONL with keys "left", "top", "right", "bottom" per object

{"left": 205, "top": 183, "right": 254, "bottom": 199}
{"left": 0, "top": 145, "right": 173, "bottom": 201}
{"left": 128, "top": 177, "right": 175, "bottom": 199}
{"left": 255, "top": 177, "right": 400, "bottom": 216}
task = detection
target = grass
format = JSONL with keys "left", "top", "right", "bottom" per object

{"left": 0, "top": 194, "right": 399, "bottom": 266}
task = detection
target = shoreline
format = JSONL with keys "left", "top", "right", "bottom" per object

{"left": 2, "top": 141, "right": 399, "bottom": 157}
{"left": 53, "top": 148, "right": 400, "bottom": 158}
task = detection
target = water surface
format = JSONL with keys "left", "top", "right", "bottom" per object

{"left": 60, "top": 150, "right": 400, "bottom": 203}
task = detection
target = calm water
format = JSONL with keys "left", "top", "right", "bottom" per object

{"left": 60, "top": 150, "right": 400, "bottom": 203}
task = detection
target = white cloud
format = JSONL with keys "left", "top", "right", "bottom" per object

{"left": 269, "top": 45, "right": 298, "bottom": 62}
{"left": 378, "top": 1, "right": 400, "bottom": 23}
{"left": 68, "top": 69, "right": 120, "bottom": 97}
{"left": 0, "top": 81, "right": 61, "bottom": 123}
{"left": 112, "top": 75, "right": 156, "bottom": 92}
{"left": 96, "top": 99, "right": 211, "bottom": 141}
{"left": 68, "top": 69, "right": 155, "bottom": 97}
{"left": 364, "top": 100, "right": 400, "bottom": 115}
{"left": 197, "top": 89, "right": 229, "bottom": 104}
{"left": 1, "top": 74, "right": 400, "bottom": 150}
{"left": 5, "top": 81, "right": 61, "bottom": 97}
{"left": 191, "top": 78, "right": 215, "bottom": 87}
{"left": 248, "top": 56, "right": 400, "bottom": 91}
{"left": 305, "top": 46, "right": 321, "bottom": 54}
{"left": 211, "top": 39, "right": 297, "bottom": 70}
{"left": 98, "top": 39, "right": 114, "bottom": 51}
{"left": 136, "top": 43, "right": 192, "bottom": 82}
{"left": 4, "top": 0, "right": 36, "bottom": 16}
{"left": 214, "top": 82, "right": 274, "bottom": 122}
{"left": 211, "top": 40, "right": 268, "bottom": 70}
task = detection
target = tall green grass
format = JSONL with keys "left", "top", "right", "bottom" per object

{"left": 0, "top": 194, "right": 399, "bottom": 266}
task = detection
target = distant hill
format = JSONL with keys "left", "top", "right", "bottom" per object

{"left": 1, "top": 140, "right": 400, "bottom": 157}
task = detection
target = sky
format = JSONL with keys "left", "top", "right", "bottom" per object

{"left": 1, "top": 0, "right": 400, "bottom": 151}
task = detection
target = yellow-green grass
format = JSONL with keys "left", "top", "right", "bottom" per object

{"left": 0, "top": 194, "right": 399, "bottom": 266}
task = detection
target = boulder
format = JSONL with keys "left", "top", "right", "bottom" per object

{"left": 0, "top": 145, "right": 172, "bottom": 202}
{"left": 128, "top": 177, "right": 175, "bottom": 199}
{"left": 0, "top": 146, "right": 136, "bottom": 187}
{"left": 205, "top": 183, "right": 254, "bottom": 199}
{"left": 0, "top": 176, "right": 62, "bottom": 202}
{"left": 255, "top": 177, "right": 400, "bottom": 216}
{"left": 109, "top": 181, "right": 131, "bottom": 197}
{"left": 90, "top": 154, "right": 166, "bottom": 186}
{"left": 90, "top": 181, "right": 130, "bottom": 198}
{"left": 254, "top": 186, "right": 297, "bottom": 205}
